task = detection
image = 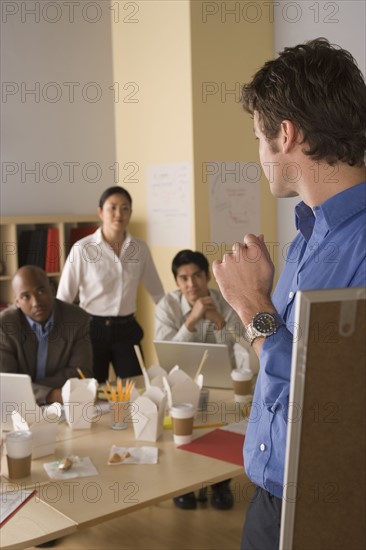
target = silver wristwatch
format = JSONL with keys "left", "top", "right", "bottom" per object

{"left": 245, "top": 312, "right": 283, "bottom": 345}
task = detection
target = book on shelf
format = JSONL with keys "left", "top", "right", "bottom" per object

{"left": 31, "top": 229, "right": 47, "bottom": 268}
{"left": 68, "top": 226, "right": 98, "bottom": 251}
{"left": 18, "top": 228, "right": 60, "bottom": 272}
{"left": 45, "top": 228, "right": 60, "bottom": 273}
{"left": 18, "top": 230, "right": 33, "bottom": 268}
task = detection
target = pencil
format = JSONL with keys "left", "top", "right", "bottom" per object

{"left": 194, "top": 350, "right": 209, "bottom": 381}
{"left": 77, "top": 368, "right": 86, "bottom": 379}
{"left": 106, "top": 380, "right": 117, "bottom": 402}
{"left": 193, "top": 423, "right": 227, "bottom": 429}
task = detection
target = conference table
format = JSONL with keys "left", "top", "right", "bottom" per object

{"left": 0, "top": 389, "right": 247, "bottom": 549}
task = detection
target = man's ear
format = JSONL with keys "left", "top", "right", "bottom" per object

{"left": 97, "top": 207, "right": 103, "bottom": 221}
{"left": 280, "top": 120, "right": 299, "bottom": 153}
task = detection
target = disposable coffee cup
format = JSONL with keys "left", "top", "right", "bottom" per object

{"left": 5, "top": 430, "right": 33, "bottom": 479}
{"left": 231, "top": 369, "right": 253, "bottom": 403}
{"left": 170, "top": 403, "right": 195, "bottom": 445}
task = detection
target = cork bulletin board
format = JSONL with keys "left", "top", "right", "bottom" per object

{"left": 280, "top": 287, "right": 366, "bottom": 550}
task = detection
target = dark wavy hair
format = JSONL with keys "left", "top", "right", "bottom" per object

{"left": 172, "top": 250, "right": 209, "bottom": 279}
{"left": 241, "top": 38, "right": 366, "bottom": 166}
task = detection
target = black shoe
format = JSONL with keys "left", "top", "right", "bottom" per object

{"left": 197, "top": 487, "right": 208, "bottom": 502}
{"left": 173, "top": 492, "right": 197, "bottom": 510}
{"left": 211, "top": 481, "right": 234, "bottom": 510}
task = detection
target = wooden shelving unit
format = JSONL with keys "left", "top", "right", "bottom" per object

{"left": 0, "top": 214, "right": 99, "bottom": 306}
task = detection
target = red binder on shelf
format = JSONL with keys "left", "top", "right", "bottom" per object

{"left": 178, "top": 429, "right": 245, "bottom": 466}
{"left": 45, "top": 228, "right": 60, "bottom": 273}
{"left": 69, "top": 226, "right": 98, "bottom": 250}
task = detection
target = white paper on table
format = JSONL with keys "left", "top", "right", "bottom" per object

{"left": 43, "top": 456, "right": 98, "bottom": 479}
{"left": 108, "top": 445, "right": 158, "bottom": 465}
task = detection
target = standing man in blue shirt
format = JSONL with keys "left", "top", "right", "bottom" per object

{"left": 213, "top": 38, "right": 366, "bottom": 549}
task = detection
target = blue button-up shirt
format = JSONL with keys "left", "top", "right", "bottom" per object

{"left": 26, "top": 312, "right": 54, "bottom": 381}
{"left": 244, "top": 182, "right": 366, "bottom": 498}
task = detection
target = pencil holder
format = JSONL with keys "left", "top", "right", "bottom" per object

{"left": 109, "top": 401, "right": 131, "bottom": 430}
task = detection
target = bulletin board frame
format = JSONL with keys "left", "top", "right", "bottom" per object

{"left": 280, "top": 287, "right": 366, "bottom": 550}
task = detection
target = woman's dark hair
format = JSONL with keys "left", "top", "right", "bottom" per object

{"left": 99, "top": 186, "right": 132, "bottom": 208}
{"left": 241, "top": 38, "right": 366, "bottom": 166}
{"left": 172, "top": 250, "right": 209, "bottom": 279}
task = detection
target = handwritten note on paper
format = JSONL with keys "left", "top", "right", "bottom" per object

{"left": 208, "top": 161, "right": 260, "bottom": 244}
{"left": 147, "top": 163, "right": 192, "bottom": 247}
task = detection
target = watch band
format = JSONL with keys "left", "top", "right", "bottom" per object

{"left": 245, "top": 311, "right": 283, "bottom": 345}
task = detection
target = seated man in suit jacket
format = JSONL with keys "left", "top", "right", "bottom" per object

{"left": 0, "top": 265, "right": 93, "bottom": 404}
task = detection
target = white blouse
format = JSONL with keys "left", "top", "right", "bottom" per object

{"left": 57, "top": 228, "right": 164, "bottom": 316}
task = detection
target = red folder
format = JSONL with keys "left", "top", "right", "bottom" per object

{"left": 177, "top": 429, "right": 244, "bottom": 466}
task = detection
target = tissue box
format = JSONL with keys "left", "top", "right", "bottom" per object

{"left": 11, "top": 403, "right": 62, "bottom": 459}
{"left": 62, "top": 378, "right": 98, "bottom": 430}
{"left": 132, "top": 386, "right": 167, "bottom": 442}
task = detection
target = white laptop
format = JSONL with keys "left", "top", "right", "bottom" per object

{"left": 0, "top": 373, "right": 40, "bottom": 432}
{"left": 153, "top": 341, "right": 233, "bottom": 389}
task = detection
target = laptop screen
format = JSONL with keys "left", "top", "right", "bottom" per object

{"left": 153, "top": 341, "right": 233, "bottom": 389}
{"left": 0, "top": 373, "right": 41, "bottom": 432}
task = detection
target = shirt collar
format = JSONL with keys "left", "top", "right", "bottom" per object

{"left": 295, "top": 181, "right": 366, "bottom": 241}
{"left": 26, "top": 310, "right": 54, "bottom": 335}
{"left": 97, "top": 227, "right": 132, "bottom": 245}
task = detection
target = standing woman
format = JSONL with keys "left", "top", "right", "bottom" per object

{"left": 57, "top": 186, "right": 164, "bottom": 383}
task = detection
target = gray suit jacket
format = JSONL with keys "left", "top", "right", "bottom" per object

{"left": 0, "top": 299, "right": 93, "bottom": 403}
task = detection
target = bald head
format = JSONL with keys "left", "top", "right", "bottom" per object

{"left": 12, "top": 266, "right": 54, "bottom": 325}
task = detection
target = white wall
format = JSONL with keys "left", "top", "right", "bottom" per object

{"left": 1, "top": 0, "right": 116, "bottom": 216}
{"left": 274, "top": 0, "right": 366, "bottom": 269}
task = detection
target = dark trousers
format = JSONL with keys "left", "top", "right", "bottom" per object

{"left": 241, "top": 487, "right": 282, "bottom": 550}
{"left": 90, "top": 315, "right": 144, "bottom": 383}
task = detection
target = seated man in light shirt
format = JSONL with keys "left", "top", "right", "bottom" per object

{"left": 155, "top": 249, "right": 246, "bottom": 367}
{"left": 0, "top": 265, "right": 93, "bottom": 405}
{"left": 155, "top": 249, "right": 249, "bottom": 511}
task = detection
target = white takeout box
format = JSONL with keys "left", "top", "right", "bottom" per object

{"left": 132, "top": 386, "right": 167, "bottom": 442}
{"left": 147, "top": 364, "right": 167, "bottom": 389}
{"left": 11, "top": 403, "right": 62, "bottom": 459}
{"left": 61, "top": 378, "right": 98, "bottom": 430}
{"left": 166, "top": 366, "right": 202, "bottom": 414}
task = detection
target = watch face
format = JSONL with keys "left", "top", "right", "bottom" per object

{"left": 253, "top": 313, "right": 277, "bottom": 335}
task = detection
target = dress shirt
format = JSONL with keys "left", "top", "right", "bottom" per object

{"left": 26, "top": 313, "right": 54, "bottom": 381}
{"left": 244, "top": 181, "right": 366, "bottom": 499}
{"left": 57, "top": 228, "right": 164, "bottom": 316}
{"left": 155, "top": 288, "right": 245, "bottom": 368}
